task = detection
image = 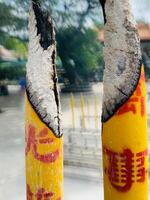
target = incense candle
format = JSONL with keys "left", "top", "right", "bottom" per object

{"left": 25, "top": 2, "right": 63, "bottom": 200}
{"left": 100, "top": 0, "right": 149, "bottom": 199}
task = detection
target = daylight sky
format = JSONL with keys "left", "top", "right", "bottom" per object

{"left": 3, "top": 0, "right": 150, "bottom": 24}
{"left": 130, "top": 0, "right": 150, "bottom": 23}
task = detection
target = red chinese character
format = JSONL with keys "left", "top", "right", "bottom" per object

{"left": 26, "top": 124, "right": 59, "bottom": 163}
{"left": 136, "top": 149, "right": 148, "bottom": 182}
{"left": 140, "top": 96, "right": 145, "bottom": 117}
{"left": 116, "top": 96, "right": 145, "bottom": 117}
{"left": 36, "top": 188, "right": 54, "bottom": 200}
{"left": 27, "top": 184, "right": 33, "bottom": 200}
{"left": 27, "top": 185, "right": 54, "bottom": 200}
{"left": 104, "top": 147, "right": 148, "bottom": 192}
{"left": 135, "top": 82, "right": 142, "bottom": 96}
{"left": 116, "top": 73, "right": 145, "bottom": 117}
{"left": 116, "top": 98, "right": 138, "bottom": 116}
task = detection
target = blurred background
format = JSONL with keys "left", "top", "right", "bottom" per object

{"left": 0, "top": 0, "right": 150, "bottom": 199}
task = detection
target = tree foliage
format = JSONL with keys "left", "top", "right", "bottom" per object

{"left": 0, "top": 2, "right": 26, "bottom": 43}
{"left": 14, "top": 0, "right": 102, "bottom": 29}
{"left": 0, "top": 1, "right": 28, "bottom": 61}
{"left": 4, "top": 37, "right": 28, "bottom": 59}
{"left": 57, "top": 27, "right": 103, "bottom": 84}
{"left": 0, "top": 62, "right": 26, "bottom": 80}
{"left": 0, "top": 0, "right": 104, "bottom": 83}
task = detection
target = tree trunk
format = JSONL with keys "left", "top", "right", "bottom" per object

{"left": 100, "top": 0, "right": 148, "bottom": 200}
{"left": 25, "top": 2, "right": 63, "bottom": 200}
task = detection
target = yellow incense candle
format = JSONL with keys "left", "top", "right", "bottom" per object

{"left": 25, "top": 97, "right": 63, "bottom": 200}
{"left": 25, "top": 2, "right": 63, "bottom": 200}
{"left": 102, "top": 67, "right": 148, "bottom": 200}
{"left": 70, "top": 93, "right": 75, "bottom": 129}
{"left": 100, "top": 0, "right": 149, "bottom": 199}
{"left": 80, "top": 94, "right": 85, "bottom": 129}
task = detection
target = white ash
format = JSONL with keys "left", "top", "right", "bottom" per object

{"left": 102, "top": 0, "right": 142, "bottom": 122}
{"left": 26, "top": 7, "right": 62, "bottom": 137}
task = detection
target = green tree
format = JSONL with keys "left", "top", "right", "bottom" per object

{"left": 15, "top": 0, "right": 102, "bottom": 29}
{"left": 0, "top": 2, "right": 26, "bottom": 44}
{"left": 57, "top": 27, "right": 103, "bottom": 84}
{"left": 4, "top": 37, "right": 28, "bottom": 59}
{"left": 0, "top": 0, "right": 104, "bottom": 85}
{"left": 0, "top": 62, "right": 26, "bottom": 81}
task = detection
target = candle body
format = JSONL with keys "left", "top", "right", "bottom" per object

{"left": 102, "top": 67, "right": 148, "bottom": 200}
{"left": 25, "top": 96, "right": 63, "bottom": 200}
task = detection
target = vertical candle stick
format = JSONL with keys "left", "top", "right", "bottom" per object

{"left": 70, "top": 93, "right": 75, "bottom": 129}
{"left": 25, "top": 1, "right": 63, "bottom": 200}
{"left": 80, "top": 94, "right": 85, "bottom": 129}
{"left": 99, "top": 0, "right": 149, "bottom": 200}
{"left": 94, "top": 96, "right": 98, "bottom": 129}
